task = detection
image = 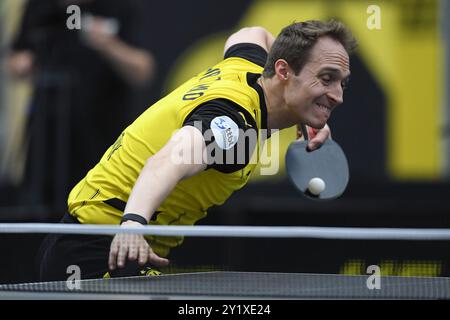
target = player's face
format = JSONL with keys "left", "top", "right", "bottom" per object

{"left": 285, "top": 36, "right": 351, "bottom": 129}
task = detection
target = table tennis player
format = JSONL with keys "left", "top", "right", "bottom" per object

{"left": 37, "top": 20, "right": 356, "bottom": 281}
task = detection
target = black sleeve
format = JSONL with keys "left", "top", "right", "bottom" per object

{"left": 183, "top": 99, "right": 258, "bottom": 174}
{"left": 224, "top": 43, "right": 268, "bottom": 68}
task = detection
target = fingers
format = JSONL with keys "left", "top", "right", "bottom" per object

{"left": 108, "top": 234, "right": 133, "bottom": 270}
{"left": 116, "top": 238, "right": 129, "bottom": 268}
{"left": 128, "top": 237, "right": 138, "bottom": 261}
{"left": 308, "top": 125, "right": 331, "bottom": 151}
{"left": 307, "top": 127, "right": 320, "bottom": 139}
{"left": 296, "top": 125, "right": 320, "bottom": 141}
{"left": 108, "top": 238, "right": 119, "bottom": 270}
{"left": 148, "top": 248, "right": 170, "bottom": 267}
{"left": 138, "top": 244, "right": 149, "bottom": 265}
{"left": 109, "top": 234, "right": 169, "bottom": 270}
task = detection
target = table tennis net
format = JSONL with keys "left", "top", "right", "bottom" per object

{"left": 0, "top": 223, "right": 450, "bottom": 299}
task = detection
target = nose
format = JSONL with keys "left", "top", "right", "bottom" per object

{"left": 327, "top": 83, "right": 344, "bottom": 106}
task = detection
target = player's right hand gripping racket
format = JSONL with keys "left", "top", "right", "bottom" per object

{"left": 285, "top": 124, "right": 350, "bottom": 201}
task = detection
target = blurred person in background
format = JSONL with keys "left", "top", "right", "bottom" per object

{"left": 6, "top": 0, "right": 155, "bottom": 215}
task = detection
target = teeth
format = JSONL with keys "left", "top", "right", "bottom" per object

{"left": 317, "top": 103, "right": 330, "bottom": 111}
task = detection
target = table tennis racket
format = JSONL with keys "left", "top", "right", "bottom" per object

{"left": 285, "top": 124, "right": 349, "bottom": 201}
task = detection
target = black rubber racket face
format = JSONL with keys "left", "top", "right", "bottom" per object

{"left": 285, "top": 139, "right": 349, "bottom": 201}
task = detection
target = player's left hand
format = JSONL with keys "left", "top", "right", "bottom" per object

{"left": 297, "top": 124, "right": 332, "bottom": 151}
{"left": 108, "top": 221, "right": 169, "bottom": 271}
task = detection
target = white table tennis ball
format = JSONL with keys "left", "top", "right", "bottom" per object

{"left": 308, "top": 177, "right": 326, "bottom": 195}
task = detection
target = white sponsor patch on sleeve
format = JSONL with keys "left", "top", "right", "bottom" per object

{"left": 210, "top": 116, "right": 239, "bottom": 150}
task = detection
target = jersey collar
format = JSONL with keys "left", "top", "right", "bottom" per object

{"left": 246, "top": 72, "right": 269, "bottom": 133}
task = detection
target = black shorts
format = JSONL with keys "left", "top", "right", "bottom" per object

{"left": 37, "top": 213, "right": 158, "bottom": 281}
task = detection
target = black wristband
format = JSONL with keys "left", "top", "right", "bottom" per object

{"left": 120, "top": 213, "right": 148, "bottom": 225}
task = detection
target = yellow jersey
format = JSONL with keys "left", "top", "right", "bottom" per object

{"left": 67, "top": 44, "right": 269, "bottom": 257}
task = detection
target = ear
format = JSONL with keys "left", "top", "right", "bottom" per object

{"left": 274, "top": 59, "right": 290, "bottom": 81}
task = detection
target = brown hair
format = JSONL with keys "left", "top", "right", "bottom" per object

{"left": 263, "top": 20, "right": 357, "bottom": 77}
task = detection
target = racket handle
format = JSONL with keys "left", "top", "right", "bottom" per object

{"left": 298, "top": 123, "right": 309, "bottom": 140}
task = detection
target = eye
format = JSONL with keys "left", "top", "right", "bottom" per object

{"left": 321, "top": 74, "right": 332, "bottom": 85}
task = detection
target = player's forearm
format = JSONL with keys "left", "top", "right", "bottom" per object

{"left": 100, "top": 38, "right": 155, "bottom": 86}
{"left": 123, "top": 127, "right": 207, "bottom": 222}
{"left": 123, "top": 154, "right": 184, "bottom": 222}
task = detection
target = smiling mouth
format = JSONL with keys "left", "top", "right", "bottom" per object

{"left": 316, "top": 103, "right": 332, "bottom": 113}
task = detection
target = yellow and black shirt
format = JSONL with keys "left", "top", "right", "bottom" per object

{"left": 67, "top": 43, "right": 270, "bottom": 257}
